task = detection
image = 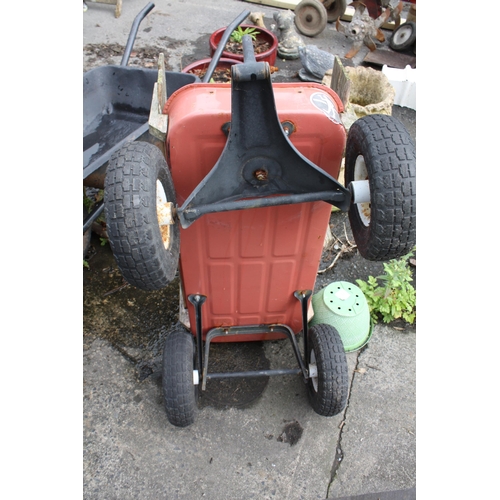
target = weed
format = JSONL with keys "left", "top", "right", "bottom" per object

{"left": 230, "top": 26, "right": 260, "bottom": 44}
{"left": 356, "top": 250, "right": 416, "bottom": 325}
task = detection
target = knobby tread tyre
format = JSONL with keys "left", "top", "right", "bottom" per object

{"left": 345, "top": 114, "right": 416, "bottom": 261}
{"left": 162, "top": 328, "right": 197, "bottom": 427}
{"left": 307, "top": 324, "right": 348, "bottom": 417}
{"left": 104, "top": 142, "right": 180, "bottom": 291}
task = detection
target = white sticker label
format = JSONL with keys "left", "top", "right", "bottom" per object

{"left": 310, "top": 92, "right": 341, "bottom": 124}
{"left": 335, "top": 289, "right": 350, "bottom": 301}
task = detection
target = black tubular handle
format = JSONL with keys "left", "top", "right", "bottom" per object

{"left": 202, "top": 9, "right": 250, "bottom": 83}
{"left": 242, "top": 35, "right": 256, "bottom": 63}
{"left": 120, "top": 2, "right": 155, "bottom": 66}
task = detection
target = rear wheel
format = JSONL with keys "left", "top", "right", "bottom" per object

{"left": 295, "top": 0, "right": 328, "bottom": 37}
{"left": 307, "top": 324, "right": 348, "bottom": 416}
{"left": 345, "top": 114, "right": 416, "bottom": 261}
{"left": 104, "top": 141, "right": 180, "bottom": 290}
{"left": 162, "top": 328, "right": 198, "bottom": 427}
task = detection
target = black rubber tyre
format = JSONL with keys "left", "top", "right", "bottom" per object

{"left": 323, "top": 0, "right": 346, "bottom": 23}
{"left": 295, "top": 0, "right": 328, "bottom": 37}
{"left": 83, "top": 205, "right": 92, "bottom": 259}
{"left": 104, "top": 141, "right": 180, "bottom": 291}
{"left": 345, "top": 114, "right": 416, "bottom": 261}
{"left": 389, "top": 21, "right": 416, "bottom": 51}
{"left": 307, "top": 324, "right": 348, "bottom": 417}
{"left": 162, "top": 328, "right": 198, "bottom": 427}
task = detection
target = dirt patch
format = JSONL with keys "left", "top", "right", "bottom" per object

{"left": 83, "top": 43, "right": 174, "bottom": 71}
{"left": 315, "top": 211, "right": 384, "bottom": 291}
{"left": 82, "top": 33, "right": 296, "bottom": 78}
{"left": 223, "top": 38, "right": 271, "bottom": 57}
{"left": 188, "top": 67, "right": 232, "bottom": 83}
{"left": 83, "top": 233, "right": 180, "bottom": 354}
{"left": 277, "top": 420, "right": 304, "bottom": 446}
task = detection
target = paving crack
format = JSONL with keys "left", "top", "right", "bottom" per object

{"left": 326, "top": 348, "right": 364, "bottom": 498}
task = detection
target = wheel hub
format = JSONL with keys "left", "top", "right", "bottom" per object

{"left": 394, "top": 24, "right": 412, "bottom": 44}
{"left": 309, "top": 349, "right": 319, "bottom": 392}
{"left": 156, "top": 180, "right": 174, "bottom": 249}
{"left": 299, "top": 7, "right": 323, "bottom": 30}
{"left": 353, "top": 155, "right": 371, "bottom": 226}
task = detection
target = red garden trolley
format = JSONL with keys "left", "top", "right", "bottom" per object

{"left": 104, "top": 12, "right": 416, "bottom": 427}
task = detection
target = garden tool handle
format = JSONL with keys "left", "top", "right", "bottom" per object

{"left": 121, "top": 2, "right": 155, "bottom": 66}
{"left": 242, "top": 35, "right": 256, "bottom": 63}
{"left": 202, "top": 9, "right": 251, "bottom": 83}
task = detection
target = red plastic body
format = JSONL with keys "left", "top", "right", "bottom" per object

{"left": 164, "top": 83, "right": 346, "bottom": 341}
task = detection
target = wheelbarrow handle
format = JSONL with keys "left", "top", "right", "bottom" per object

{"left": 121, "top": 2, "right": 155, "bottom": 66}
{"left": 202, "top": 9, "right": 251, "bottom": 83}
{"left": 242, "top": 35, "right": 256, "bottom": 64}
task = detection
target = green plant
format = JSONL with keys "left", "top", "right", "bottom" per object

{"left": 83, "top": 188, "right": 104, "bottom": 211}
{"left": 83, "top": 193, "right": 93, "bottom": 210}
{"left": 230, "top": 26, "right": 260, "bottom": 44}
{"left": 83, "top": 259, "right": 89, "bottom": 269}
{"left": 356, "top": 250, "right": 416, "bottom": 325}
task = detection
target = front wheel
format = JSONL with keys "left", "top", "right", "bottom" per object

{"left": 345, "top": 114, "right": 416, "bottom": 261}
{"left": 307, "top": 324, "right": 348, "bottom": 416}
{"left": 162, "top": 328, "right": 198, "bottom": 427}
{"left": 104, "top": 141, "right": 180, "bottom": 291}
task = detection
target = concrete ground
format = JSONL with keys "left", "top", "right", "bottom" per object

{"left": 83, "top": 325, "right": 415, "bottom": 500}
{"left": 83, "top": 1, "right": 416, "bottom": 498}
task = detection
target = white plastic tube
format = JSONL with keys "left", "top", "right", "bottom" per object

{"left": 350, "top": 180, "right": 371, "bottom": 204}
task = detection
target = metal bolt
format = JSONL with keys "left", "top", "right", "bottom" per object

{"left": 254, "top": 169, "right": 268, "bottom": 181}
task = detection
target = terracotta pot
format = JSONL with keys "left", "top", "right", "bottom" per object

{"left": 208, "top": 25, "right": 278, "bottom": 65}
{"left": 182, "top": 58, "right": 241, "bottom": 82}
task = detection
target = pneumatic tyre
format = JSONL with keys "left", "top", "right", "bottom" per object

{"left": 345, "top": 114, "right": 416, "bottom": 261}
{"left": 162, "top": 328, "right": 198, "bottom": 427}
{"left": 104, "top": 141, "right": 180, "bottom": 291}
{"left": 307, "top": 324, "right": 348, "bottom": 417}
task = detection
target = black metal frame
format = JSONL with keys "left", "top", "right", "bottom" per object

{"left": 188, "top": 291, "right": 313, "bottom": 392}
{"left": 176, "top": 35, "right": 350, "bottom": 229}
{"left": 177, "top": 34, "right": 352, "bottom": 391}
